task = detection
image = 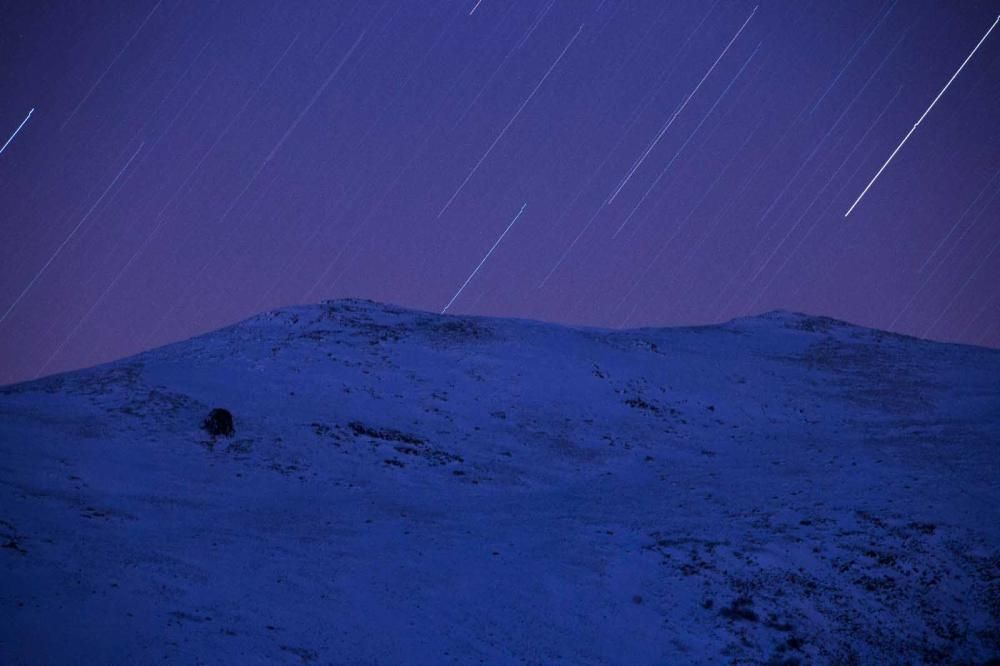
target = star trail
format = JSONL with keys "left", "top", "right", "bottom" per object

{"left": 0, "top": 108, "right": 34, "bottom": 158}
{"left": 845, "top": 12, "right": 1000, "bottom": 217}
{"left": 0, "top": 0, "right": 998, "bottom": 384}
{"left": 442, "top": 202, "right": 527, "bottom": 314}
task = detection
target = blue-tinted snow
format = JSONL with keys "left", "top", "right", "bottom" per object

{"left": 1, "top": 299, "right": 998, "bottom": 663}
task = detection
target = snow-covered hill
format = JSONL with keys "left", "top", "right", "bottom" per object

{"left": 1, "top": 299, "right": 998, "bottom": 664}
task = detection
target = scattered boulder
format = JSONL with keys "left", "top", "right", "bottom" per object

{"left": 202, "top": 408, "right": 234, "bottom": 437}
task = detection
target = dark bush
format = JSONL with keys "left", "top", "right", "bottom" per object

{"left": 202, "top": 408, "right": 234, "bottom": 437}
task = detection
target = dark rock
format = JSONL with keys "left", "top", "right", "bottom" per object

{"left": 202, "top": 408, "right": 234, "bottom": 437}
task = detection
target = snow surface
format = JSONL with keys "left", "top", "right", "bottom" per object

{"left": 1, "top": 299, "right": 998, "bottom": 664}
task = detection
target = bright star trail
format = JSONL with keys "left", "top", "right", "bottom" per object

{"left": 0, "top": 1, "right": 998, "bottom": 385}
{"left": 0, "top": 108, "right": 34, "bottom": 157}
{"left": 845, "top": 12, "right": 1000, "bottom": 217}
{"left": 442, "top": 203, "right": 526, "bottom": 314}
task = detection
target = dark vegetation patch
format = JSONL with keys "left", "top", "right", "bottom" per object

{"left": 297, "top": 330, "right": 331, "bottom": 342}
{"left": 71, "top": 363, "right": 145, "bottom": 399}
{"left": 356, "top": 327, "right": 404, "bottom": 346}
{"left": 624, "top": 396, "right": 660, "bottom": 414}
{"left": 784, "top": 636, "right": 805, "bottom": 651}
{"left": 782, "top": 314, "right": 844, "bottom": 334}
{"left": 393, "top": 444, "right": 462, "bottom": 466}
{"left": 796, "top": 338, "right": 939, "bottom": 414}
{"left": 428, "top": 318, "right": 494, "bottom": 343}
{"left": 635, "top": 513, "right": 999, "bottom": 661}
{"left": 309, "top": 422, "right": 345, "bottom": 446}
{"left": 114, "top": 388, "right": 201, "bottom": 423}
{"left": 168, "top": 610, "right": 212, "bottom": 624}
{"left": 279, "top": 645, "right": 318, "bottom": 663}
{"left": 607, "top": 335, "right": 664, "bottom": 355}
{"left": 909, "top": 522, "right": 937, "bottom": 535}
{"left": 764, "top": 615, "right": 795, "bottom": 632}
{"left": 268, "top": 462, "right": 301, "bottom": 475}
{"left": 349, "top": 421, "right": 424, "bottom": 445}
{"left": 863, "top": 549, "right": 897, "bottom": 567}
{"left": 80, "top": 505, "right": 136, "bottom": 522}
{"left": 311, "top": 423, "right": 333, "bottom": 436}
{"left": 2, "top": 538, "right": 27, "bottom": 555}
{"left": 348, "top": 421, "right": 461, "bottom": 467}
{"left": 720, "top": 596, "right": 759, "bottom": 622}
{"left": 313, "top": 301, "right": 411, "bottom": 347}
{"left": 642, "top": 535, "right": 726, "bottom": 577}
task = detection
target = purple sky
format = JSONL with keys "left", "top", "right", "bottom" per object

{"left": 1, "top": 0, "right": 998, "bottom": 385}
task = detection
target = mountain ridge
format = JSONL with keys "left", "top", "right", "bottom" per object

{"left": 1, "top": 298, "right": 998, "bottom": 663}
{"left": 7, "top": 298, "right": 990, "bottom": 393}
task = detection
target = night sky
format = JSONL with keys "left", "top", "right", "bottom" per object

{"left": 1, "top": 0, "right": 998, "bottom": 385}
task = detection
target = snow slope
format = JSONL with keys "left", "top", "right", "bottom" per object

{"left": 1, "top": 299, "right": 998, "bottom": 664}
